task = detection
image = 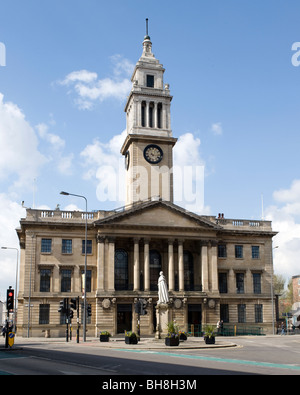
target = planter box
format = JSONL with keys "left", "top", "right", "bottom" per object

{"left": 204, "top": 336, "right": 215, "bottom": 345}
{"left": 179, "top": 333, "right": 187, "bottom": 341}
{"left": 165, "top": 337, "right": 179, "bottom": 346}
{"left": 100, "top": 334, "right": 110, "bottom": 342}
{"left": 125, "top": 336, "right": 138, "bottom": 344}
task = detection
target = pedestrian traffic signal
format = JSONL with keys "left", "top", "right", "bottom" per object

{"left": 140, "top": 299, "right": 147, "bottom": 315}
{"left": 58, "top": 298, "right": 68, "bottom": 313}
{"left": 6, "top": 288, "right": 14, "bottom": 311}
{"left": 87, "top": 304, "right": 92, "bottom": 317}
{"left": 135, "top": 300, "right": 141, "bottom": 315}
{"left": 69, "top": 310, "right": 74, "bottom": 319}
{"left": 70, "top": 298, "right": 77, "bottom": 310}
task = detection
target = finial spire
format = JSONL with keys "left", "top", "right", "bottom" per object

{"left": 144, "top": 18, "right": 150, "bottom": 40}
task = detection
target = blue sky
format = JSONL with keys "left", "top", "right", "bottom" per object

{"left": 0, "top": 0, "right": 300, "bottom": 298}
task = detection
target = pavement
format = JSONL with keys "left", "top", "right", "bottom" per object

{"left": 1, "top": 335, "right": 238, "bottom": 350}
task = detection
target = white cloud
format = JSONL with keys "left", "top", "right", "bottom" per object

{"left": 173, "top": 133, "right": 209, "bottom": 214}
{"left": 0, "top": 194, "right": 25, "bottom": 301}
{"left": 59, "top": 55, "right": 134, "bottom": 110}
{"left": 36, "top": 123, "right": 65, "bottom": 150}
{"left": 211, "top": 122, "right": 223, "bottom": 135}
{"left": 80, "top": 131, "right": 126, "bottom": 204}
{"left": 36, "top": 122, "right": 73, "bottom": 175}
{"left": 266, "top": 179, "right": 300, "bottom": 281}
{"left": 0, "top": 93, "right": 47, "bottom": 189}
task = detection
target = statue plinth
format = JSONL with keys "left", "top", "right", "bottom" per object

{"left": 155, "top": 303, "right": 170, "bottom": 339}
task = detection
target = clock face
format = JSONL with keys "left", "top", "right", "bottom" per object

{"left": 144, "top": 144, "right": 163, "bottom": 164}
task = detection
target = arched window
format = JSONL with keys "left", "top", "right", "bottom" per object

{"left": 184, "top": 251, "right": 194, "bottom": 291}
{"left": 150, "top": 249, "right": 161, "bottom": 291}
{"left": 115, "top": 249, "right": 128, "bottom": 290}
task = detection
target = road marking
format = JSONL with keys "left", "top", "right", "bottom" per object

{"left": 116, "top": 349, "right": 300, "bottom": 372}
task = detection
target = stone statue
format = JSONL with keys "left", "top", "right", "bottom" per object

{"left": 158, "top": 271, "right": 169, "bottom": 304}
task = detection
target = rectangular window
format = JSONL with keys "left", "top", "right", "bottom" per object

{"left": 41, "top": 238, "right": 52, "bottom": 253}
{"left": 253, "top": 273, "right": 262, "bottom": 294}
{"left": 146, "top": 74, "right": 154, "bottom": 87}
{"left": 238, "top": 304, "right": 246, "bottom": 323}
{"left": 61, "top": 269, "right": 72, "bottom": 292}
{"left": 39, "top": 304, "right": 50, "bottom": 324}
{"left": 252, "top": 246, "right": 260, "bottom": 259}
{"left": 220, "top": 304, "right": 229, "bottom": 323}
{"left": 255, "top": 304, "right": 263, "bottom": 323}
{"left": 236, "top": 273, "right": 244, "bottom": 294}
{"left": 82, "top": 240, "right": 92, "bottom": 254}
{"left": 218, "top": 245, "right": 227, "bottom": 258}
{"left": 40, "top": 269, "right": 51, "bottom": 292}
{"left": 81, "top": 269, "right": 92, "bottom": 293}
{"left": 219, "top": 273, "right": 228, "bottom": 293}
{"left": 60, "top": 310, "right": 68, "bottom": 325}
{"left": 235, "top": 245, "right": 243, "bottom": 259}
{"left": 62, "top": 239, "right": 72, "bottom": 254}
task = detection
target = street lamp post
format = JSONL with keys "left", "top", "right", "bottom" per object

{"left": 60, "top": 191, "right": 88, "bottom": 342}
{"left": 1, "top": 246, "right": 19, "bottom": 331}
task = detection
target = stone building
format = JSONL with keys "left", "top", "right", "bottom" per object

{"left": 16, "top": 30, "right": 277, "bottom": 337}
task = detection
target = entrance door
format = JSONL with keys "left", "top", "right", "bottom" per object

{"left": 188, "top": 304, "right": 202, "bottom": 336}
{"left": 117, "top": 304, "right": 132, "bottom": 334}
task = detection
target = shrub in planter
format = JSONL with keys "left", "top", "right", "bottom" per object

{"left": 165, "top": 335, "right": 180, "bottom": 346}
{"left": 165, "top": 321, "right": 180, "bottom": 346}
{"left": 204, "top": 336, "right": 215, "bottom": 344}
{"left": 179, "top": 331, "right": 188, "bottom": 341}
{"left": 203, "top": 325, "right": 216, "bottom": 345}
{"left": 99, "top": 331, "right": 111, "bottom": 342}
{"left": 125, "top": 331, "right": 139, "bottom": 344}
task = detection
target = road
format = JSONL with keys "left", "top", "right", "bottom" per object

{"left": 0, "top": 335, "right": 300, "bottom": 377}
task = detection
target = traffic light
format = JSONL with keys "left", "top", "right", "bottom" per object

{"left": 6, "top": 288, "right": 14, "bottom": 311}
{"left": 87, "top": 304, "right": 92, "bottom": 317}
{"left": 135, "top": 300, "right": 142, "bottom": 315}
{"left": 69, "top": 310, "right": 74, "bottom": 319}
{"left": 140, "top": 299, "right": 147, "bottom": 316}
{"left": 70, "top": 298, "right": 77, "bottom": 310}
{"left": 58, "top": 298, "right": 68, "bottom": 313}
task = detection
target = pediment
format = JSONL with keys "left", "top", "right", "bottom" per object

{"left": 94, "top": 201, "right": 219, "bottom": 230}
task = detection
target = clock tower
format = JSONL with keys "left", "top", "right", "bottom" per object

{"left": 121, "top": 22, "right": 177, "bottom": 206}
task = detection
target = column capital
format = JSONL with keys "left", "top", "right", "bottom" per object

{"left": 209, "top": 240, "right": 218, "bottom": 247}
{"left": 96, "top": 235, "right": 106, "bottom": 243}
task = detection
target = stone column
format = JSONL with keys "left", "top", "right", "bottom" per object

{"left": 201, "top": 242, "right": 209, "bottom": 292}
{"left": 154, "top": 102, "right": 157, "bottom": 128}
{"left": 97, "top": 235, "right": 105, "bottom": 291}
{"left": 168, "top": 239, "right": 174, "bottom": 291}
{"left": 210, "top": 241, "right": 219, "bottom": 292}
{"left": 144, "top": 238, "right": 150, "bottom": 291}
{"left": 178, "top": 240, "right": 184, "bottom": 292}
{"left": 146, "top": 101, "right": 149, "bottom": 127}
{"left": 108, "top": 237, "right": 115, "bottom": 291}
{"left": 133, "top": 238, "right": 140, "bottom": 291}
